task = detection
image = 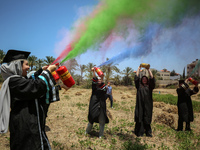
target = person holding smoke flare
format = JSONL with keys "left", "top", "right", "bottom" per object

{"left": 176, "top": 79, "right": 199, "bottom": 131}
{"left": 85, "top": 67, "right": 109, "bottom": 138}
{"left": 134, "top": 65, "right": 155, "bottom": 137}
{"left": 0, "top": 49, "right": 61, "bottom": 150}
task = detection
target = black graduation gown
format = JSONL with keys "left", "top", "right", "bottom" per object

{"left": 176, "top": 83, "right": 199, "bottom": 122}
{"left": 134, "top": 75, "right": 155, "bottom": 124}
{"left": 88, "top": 77, "right": 109, "bottom": 124}
{"left": 9, "top": 69, "right": 60, "bottom": 150}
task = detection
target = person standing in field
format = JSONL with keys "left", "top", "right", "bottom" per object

{"left": 85, "top": 67, "right": 109, "bottom": 138}
{"left": 106, "top": 81, "right": 114, "bottom": 108}
{"left": 176, "top": 79, "right": 199, "bottom": 131}
{"left": 134, "top": 65, "right": 155, "bottom": 137}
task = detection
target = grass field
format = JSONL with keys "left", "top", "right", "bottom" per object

{"left": 0, "top": 86, "right": 200, "bottom": 150}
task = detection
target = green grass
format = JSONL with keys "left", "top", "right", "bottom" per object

{"left": 122, "top": 138, "right": 149, "bottom": 150}
{"left": 175, "top": 131, "right": 200, "bottom": 150}
{"left": 153, "top": 93, "right": 200, "bottom": 112}
{"left": 52, "top": 140, "right": 64, "bottom": 150}
{"left": 153, "top": 93, "right": 177, "bottom": 105}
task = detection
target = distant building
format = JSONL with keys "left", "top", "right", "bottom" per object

{"left": 134, "top": 68, "right": 180, "bottom": 81}
{"left": 170, "top": 73, "right": 181, "bottom": 80}
{"left": 138, "top": 68, "right": 156, "bottom": 78}
{"left": 157, "top": 69, "right": 170, "bottom": 80}
{"left": 187, "top": 59, "right": 200, "bottom": 77}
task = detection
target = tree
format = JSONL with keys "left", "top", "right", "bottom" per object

{"left": 79, "top": 64, "right": 87, "bottom": 82}
{"left": 122, "top": 67, "right": 133, "bottom": 86}
{"left": 44, "top": 56, "right": 55, "bottom": 65}
{"left": 100, "top": 58, "right": 120, "bottom": 83}
{"left": 86, "top": 63, "right": 95, "bottom": 79}
{"left": 183, "top": 67, "right": 185, "bottom": 79}
{"left": 64, "top": 59, "right": 79, "bottom": 73}
{"left": 163, "top": 68, "right": 167, "bottom": 72}
{"left": 0, "top": 49, "right": 5, "bottom": 64}
{"left": 151, "top": 69, "right": 158, "bottom": 78}
{"left": 28, "top": 55, "right": 37, "bottom": 71}
{"left": 113, "top": 75, "right": 121, "bottom": 86}
{"left": 170, "top": 69, "right": 176, "bottom": 76}
{"left": 36, "top": 59, "right": 45, "bottom": 70}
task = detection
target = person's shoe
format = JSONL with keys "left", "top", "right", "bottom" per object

{"left": 99, "top": 136, "right": 104, "bottom": 139}
{"left": 137, "top": 135, "right": 143, "bottom": 137}
{"left": 185, "top": 128, "right": 191, "bottom": 131}
{"left": 176, "top": 128, "right": 183, "bottom": 131}
{"left": 146, "top": 133, "right": 152, "bottom": 137}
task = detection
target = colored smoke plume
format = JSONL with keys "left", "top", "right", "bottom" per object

{"left": 56, "top": 0, "right": 200, "bottom": 65}
{"left": 98, "top": 23, "right": 161, "bottom": 67}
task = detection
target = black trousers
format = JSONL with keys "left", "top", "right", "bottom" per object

{"left": 134, "top": 122, "right": 152, "bottom": 136}
{"left": 177, "top": 117, "right": 191, "bottom": 131}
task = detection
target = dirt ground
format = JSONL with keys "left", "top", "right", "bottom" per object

{"left": 0, "top": 85, "right": 200, "bottom": 150}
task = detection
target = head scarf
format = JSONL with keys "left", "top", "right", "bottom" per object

{"left": 0, "top": 60, "right": 24, "bottom": 133}
{"left": 1, "top": 60, "right": 23, "bottom": 80}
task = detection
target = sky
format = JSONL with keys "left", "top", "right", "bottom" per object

{"left": 0, "top": 0, "right": 200, "bottom": 75}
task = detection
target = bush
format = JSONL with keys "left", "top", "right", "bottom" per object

{"left": 81, "top": 79, "right": 92, "bottom": 89}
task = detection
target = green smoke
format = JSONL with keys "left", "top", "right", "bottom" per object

{"left": 61, "top": 0, "right": 200, "bottom": 63}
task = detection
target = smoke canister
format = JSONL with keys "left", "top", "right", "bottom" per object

{"left": 140, "top": 63, "right": 150, "bottom": 69}
{"left": 188, "top": 77, "right": 198, "bottom": 85}
{"left": 94, "top": 67, "right": 104, "bottom": 77}
{"left": 51, "top": 71, "right": 60, "bottom": 82}
{"left": 56, "top": 66, "right": 75, "bottom": 87}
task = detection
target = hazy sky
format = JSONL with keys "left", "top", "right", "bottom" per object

{"left": 1, "top": 0, "right": 200, "bottom": 75}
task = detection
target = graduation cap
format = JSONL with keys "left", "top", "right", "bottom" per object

{"left": 3, "top": 49, "right": 31, "bottom": 63}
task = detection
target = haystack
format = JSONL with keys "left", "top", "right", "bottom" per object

{"left": 154, "top": 112, "right": 175, "bottom": 127}
{"left": 75, "top": 92, "right": 82, "bottom": 96}
{"left": 121, "top": 95, "right": 127, "bottom": 99}
{"left": 162, "top": 105, "right": 178, "bottom": 114}
{"left": 153, "top": 102, "right": 166, "bottom": 109}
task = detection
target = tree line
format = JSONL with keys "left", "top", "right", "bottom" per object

{"left": 0, "top": 49, "right": 136, "bottom": 86}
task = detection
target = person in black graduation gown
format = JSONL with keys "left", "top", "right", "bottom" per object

{"left": 0, "top": 49, "right": 60, "bottom": 150}
{"left": 85, "top": 67, "right": 109, "bottom": 138}
{"left": 134, "top": 65, "right": 155, "bottom": 137}
{"left": 176, "top": 79, "right": 199, "bottom": 131}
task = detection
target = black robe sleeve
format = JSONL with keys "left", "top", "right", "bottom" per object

{"left": 33, "top": 68, "right": 43, "bottom": 78}
{"left": 9, "top": 77, "right": 47, "bottom": 101}
{"left": 134, "top": 75, "right": 140, "bottom": 89}
{"left": 149, "top": 77, "right": 155, "bottom": 90}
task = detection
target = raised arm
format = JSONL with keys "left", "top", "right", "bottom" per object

{"left": 136, "top": 66, "right": 141, "bottom": 77}
{"left": 147, "top": 68, "right": 153, "bottom": 79}
{"left": 91, "top": 67, "right": 96, "bottom": 78}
